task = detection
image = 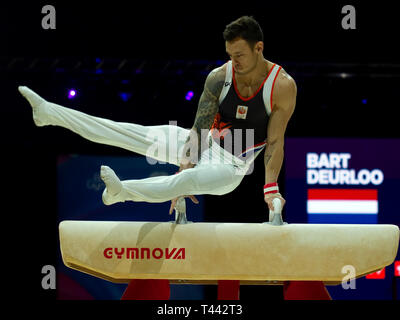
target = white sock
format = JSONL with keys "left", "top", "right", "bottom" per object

{"left": 100, "top": 165, "right": 122, "bottom": 197}
{"left": 18, "top": 86, "right": 48, "bottom": 126}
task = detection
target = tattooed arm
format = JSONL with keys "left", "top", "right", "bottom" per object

{"left": 179, "top": 65, "right": 226, "bottom": 169}
{"left": 169, "top": 65, "right": 226, "bottom": 214}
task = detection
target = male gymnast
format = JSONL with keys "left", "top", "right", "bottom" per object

{"left": 18, "top": 16, "right": 296, "bottom": 217}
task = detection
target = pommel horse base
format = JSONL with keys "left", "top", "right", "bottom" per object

{"left": 59, "top": 198, "right": 399, "bottom": 300}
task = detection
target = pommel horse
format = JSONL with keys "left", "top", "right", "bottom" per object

{"left": 59, "top": 198, "right": 399, "bottom": 300}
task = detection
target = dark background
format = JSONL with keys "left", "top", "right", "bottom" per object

{"left": 2, "top": 0, "right": 399, "bottom": 304}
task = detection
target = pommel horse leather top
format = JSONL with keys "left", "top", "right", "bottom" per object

{"left": 59, "top": 219, "right": 399, "bottom": 285}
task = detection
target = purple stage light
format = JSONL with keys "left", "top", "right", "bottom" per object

{"left": 185, "top": 91, "right": 194, "bottom": 101}
{"left": 68, "top": 89, "right": 77, "bottom": 99}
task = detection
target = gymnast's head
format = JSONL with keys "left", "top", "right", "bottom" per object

{"left": 223, "top": 16, "right": 264, "bottom": 75}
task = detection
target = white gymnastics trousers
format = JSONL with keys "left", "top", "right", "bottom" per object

{"left": 33, "top": 99, "right": 264, "bottom": 204}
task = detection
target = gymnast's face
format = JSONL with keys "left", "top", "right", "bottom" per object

{"left": 226, "top": 37, "right": 263, "bottom": 75}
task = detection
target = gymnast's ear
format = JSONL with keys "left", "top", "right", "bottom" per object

{"left": 255, "top": 41, "right": 264, "bottom": 53}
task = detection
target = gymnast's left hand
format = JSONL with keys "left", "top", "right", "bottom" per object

{"left": 264, "top": 193, "right": 286, "bottom": 211}
{"left": 169, "top": 195, "right": 199, "bottom": 215}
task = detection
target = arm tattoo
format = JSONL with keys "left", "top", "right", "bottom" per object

{"left": 184, "top": 66, "right": 225, "bottom": 160}
{"left": 192, "top": 67, "right": 225, "bottom": 135}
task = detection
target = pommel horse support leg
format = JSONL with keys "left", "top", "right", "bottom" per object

{"left": 59, "top": 197, "right": 399, "bottom": 300}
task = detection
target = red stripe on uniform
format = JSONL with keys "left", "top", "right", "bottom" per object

{"left": 240, "top": 141, "right": 267, "bottom": 155}
{"left": 270, "top": 66, "right": 282, "bottom": 112}
{"left": 232, "top": 63, "right": 276, "bottom": 102}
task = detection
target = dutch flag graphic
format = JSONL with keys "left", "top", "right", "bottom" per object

{"left": 307, "top": 189, "right": 378, "bottom": 224}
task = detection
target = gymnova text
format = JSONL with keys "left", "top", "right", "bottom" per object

{"left": 103, "top": 247, "right": 186, "bottom": 260}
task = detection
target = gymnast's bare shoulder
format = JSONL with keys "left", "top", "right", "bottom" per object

{"left": 203, "top": 62, "right": 227, "bottom": 99}
{"left": 271, "top": 66, "right": 297, "bottom": 112}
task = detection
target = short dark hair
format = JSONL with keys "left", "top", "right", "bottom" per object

{"left": 223, "top": 16, "right": 264, "bottom": 48}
